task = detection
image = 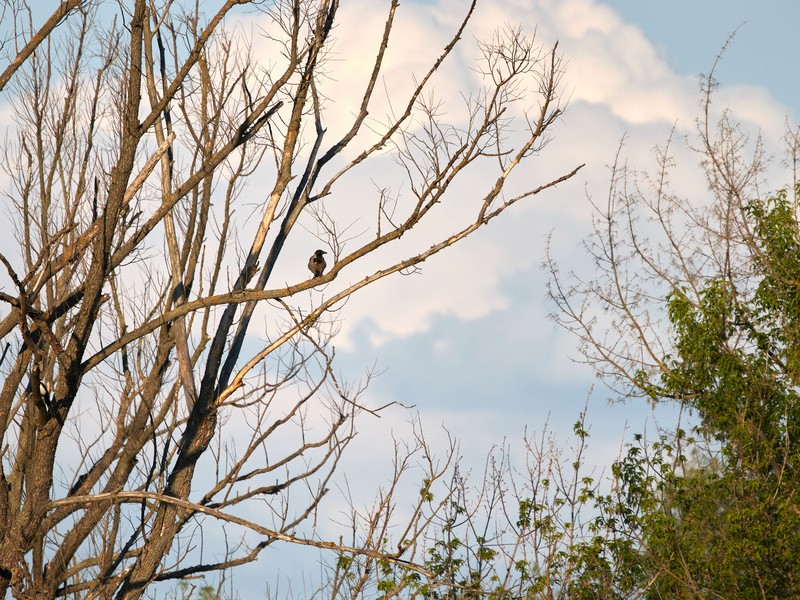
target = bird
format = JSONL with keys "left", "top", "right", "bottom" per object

{"left": 38, "top": 380, "right": 50, "bottom": 401}
{"left": 32, "top": 378, "right": 55, "bottom": 425}
{"left": 308, "top": 249, "right": 327, "bottom": 278}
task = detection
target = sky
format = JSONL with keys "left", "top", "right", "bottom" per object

{"left": 239, "top": 0, "right": 800, "bottom": 594}
{"left": 327, "top": 0, "right": 799, "bottom": 487}
{"left": 3, "top": 0, "right": 799, "bottom": 596}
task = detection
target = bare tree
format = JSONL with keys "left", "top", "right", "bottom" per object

{"left": 0, "top": 1, "right": 581, "bottom": 597}
{"left": 314, "top": 409, "right": 642, "bottom": 600}
{"left": 546, "top": 46, "right": 800, "bottom": 598}
{"left": 545, "top": 45, "right": 784, "bottom": 404}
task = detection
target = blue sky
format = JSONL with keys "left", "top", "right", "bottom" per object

{"left": 329, "top": 0, "right": 800, "bottom": 471}
{"left": 256, "top": 0, "right": 800, "bottom": 592}
{"left": 608, "top": 0, "right": 800, "bottom": 114}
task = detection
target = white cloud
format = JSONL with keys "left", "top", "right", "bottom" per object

{"left": 715, "top": 84, "right": 790, "bottom": 141}
{"left": 294, "top": 0, "right": 793, "bottom": 356}
{"left": 464, "top": 0, "right": 697, "bottom": 126}
{"left": 234, "top": 0, "right": 794, "bottom": 403}
{"left": 333, "top": 232, "right": 517, "bottom": 348}
{"left": 231, "top": 1, "right": 797, "bottom": 587}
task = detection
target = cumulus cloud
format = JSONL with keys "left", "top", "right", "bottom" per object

{"left": 278, "top": 0, "right": 790, "bottom": 357}
{"left": 466, "top": 0, "right": 698, "bottom": 126}
{"left": 234, "top": 1, "right": 799, "bottom": 583}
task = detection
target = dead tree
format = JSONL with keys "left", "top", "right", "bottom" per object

{"left": 0, "top": 1, "right": 581, "bottom": 597}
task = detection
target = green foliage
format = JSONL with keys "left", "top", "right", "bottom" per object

{"left": 322, "top": 186, "right": 800, "bottom": 600}
{"left": 409, "top": 417, "right": 652, "bottom": 600}
{"left": 622, "top": 186, "right": 800, "bottom": 597}
{"left": 197, "top": 586, "right": 220, "bottom": 600}
{"left": 173, "top": 581, "right": 222, "bottom": 600}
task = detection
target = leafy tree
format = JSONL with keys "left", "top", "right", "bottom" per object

{"left": 0, "top": 1, "right": 580, "bottom": 597}
{"left": 314, "top": 412, "right": 649, "bottom": 599}
{"left": 549, "top": 56, "right": 800, "bottom": 597}
{"left": 634, "top": 187, "right": 800, "bottom": 598}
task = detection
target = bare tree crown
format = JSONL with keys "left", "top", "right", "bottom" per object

{"left": 0, "top": 1, "right": 580, "bottom": 597}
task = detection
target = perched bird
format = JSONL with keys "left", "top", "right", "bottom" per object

{"left": 308, "top": 249, "right": 327, "bottom": 278}
{"left": 38, "top": 380, "right": 51, "bottom": 401}
{"left": 32, "top": 378, "right": 54, "bottom": 425}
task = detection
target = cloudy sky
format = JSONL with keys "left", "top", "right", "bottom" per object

{"left": 227, "top": 0, "right": 799, "bottom": 592}
{"left": 326, "top": 0, "right": 800, "bottom": 491}
{"left": 240, "top": 0, "right": 800, "bottom": 590}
